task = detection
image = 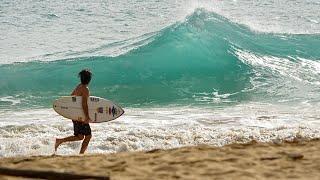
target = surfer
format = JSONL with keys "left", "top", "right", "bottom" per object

{"left": 55, "top": 69, "right": 92, "bottom": 154}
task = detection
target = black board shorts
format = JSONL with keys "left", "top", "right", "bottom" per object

{"left": 72, "top": 120, "right": 91, "bottom": 136}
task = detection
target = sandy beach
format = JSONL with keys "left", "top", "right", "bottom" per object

{"left": 0, "top": 138, "right": 319, "bottom": 179}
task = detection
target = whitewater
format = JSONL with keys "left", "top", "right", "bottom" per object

{"left": 0, "top": 0, "right": 320, "bottom": 157}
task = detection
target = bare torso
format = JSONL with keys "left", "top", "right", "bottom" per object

{"left": 71, "top": 84, "right": 89, "bottom": 96}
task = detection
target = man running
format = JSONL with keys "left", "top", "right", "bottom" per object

{"left": 55, "top": 69, "right": 92, "bottom": 154}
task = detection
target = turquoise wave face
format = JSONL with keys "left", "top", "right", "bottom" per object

{"left": 1, "top": 9, "right": 320, "bottom": 108}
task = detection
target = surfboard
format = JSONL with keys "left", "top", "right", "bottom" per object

{"left": 53, "top": 96, "right": 124, "bottom": 123}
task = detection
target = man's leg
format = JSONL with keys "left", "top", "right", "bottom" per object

{"left": 55, "top": 135, "right": 84, "bottom": 151}
{"left": 79, "top": 135, "right": 92, "bottom": 154}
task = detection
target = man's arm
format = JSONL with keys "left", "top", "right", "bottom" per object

{"left": 81, "top": 87, "right": 90, "bottom": 123}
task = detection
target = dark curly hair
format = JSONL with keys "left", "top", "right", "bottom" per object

{"left": 78, "top": 69, "right": 92, "bottom": 85}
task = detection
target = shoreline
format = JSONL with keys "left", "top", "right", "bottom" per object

{"left": 0, "top": 139, "right": 319, "bottom": 179}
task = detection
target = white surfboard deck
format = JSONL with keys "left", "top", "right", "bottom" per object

{"left": 53, "top": 96, "right": 124, "bottom": 123}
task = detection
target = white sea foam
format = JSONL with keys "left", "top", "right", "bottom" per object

{"left": 235, "top": 49, "right": 320, "bottom": 103}
{"left": 0, "top": 104, "right": 319, "bottom": 157}
{"left": 0, "top": 96, "right": 21, "bottom": 106}
{"left": 236, "top": 50, "right": 320, "bottom": 85}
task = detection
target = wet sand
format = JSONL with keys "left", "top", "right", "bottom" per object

{"left": 0, "top": 139, "right": 319, "bottom": 179}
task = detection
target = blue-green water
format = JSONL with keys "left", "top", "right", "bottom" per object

{"left": 0, "top": 1, "right": 320, "bottom": 157}
{"left": 1, "top": 10, "right": 319, "bottom": 109}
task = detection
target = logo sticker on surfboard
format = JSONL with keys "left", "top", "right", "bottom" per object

{"left": 90, "top": 97, "right": 99, "bottom": 102}
{"left": 97, "top": 107, "right": 103, "bottom": 113}
{"left": 111, "top": 106, "right": 117, "bottom": 117}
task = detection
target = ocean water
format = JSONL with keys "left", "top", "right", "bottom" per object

{"left": 0, "top": 0, "right": 320, "bottom": 157}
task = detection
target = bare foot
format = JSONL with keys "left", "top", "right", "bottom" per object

{"left": 54, "top": 138, "right": 62, "bottom": 152}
